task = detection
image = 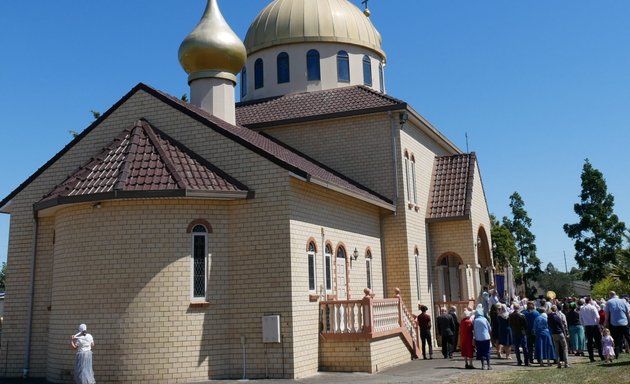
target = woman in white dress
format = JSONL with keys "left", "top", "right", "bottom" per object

{"left": 71, "top": 323, "right": 95, "bottom": 384}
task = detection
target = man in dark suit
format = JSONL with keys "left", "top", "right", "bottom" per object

{"left": 436, "top": 307, "right": 456, "bottom": 359}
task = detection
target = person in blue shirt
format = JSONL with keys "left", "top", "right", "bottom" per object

{"left": 473, "top": 305, "right": 493, "bottom": 370}
{"left": 605, "top": 291, "right": 630, "bottom": 359}
{"left": 533, "top": 307, "right": 556, "bottom": 366}
{"left": 523, "top": 300, "right": 540, "bottom": 363}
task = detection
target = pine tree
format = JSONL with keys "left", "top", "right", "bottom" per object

{"left": 503, "top": 192, "right": 541, "bottom": 296}
{"left": 490, "top": 214, "right": 518, "bottom": 269}
{"left": 563, "top": 159, "right": 626, "bottom": 284}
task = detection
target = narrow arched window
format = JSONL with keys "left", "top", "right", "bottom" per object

{"left": 337, "top": 50, "right": 350, "bottom": 82}
{"left": 379, "top": 62, "right": 384, "bottom": 93}
{"left": 404, "top": 151, "right": 412, "bottom": 203}
{"left": 366, "top": 249, "right": 373, "bottom": 290}
{"left": 414, "top": 248, "right": 421, "bottom": 300}
{"left": 307, "top": 49, "right": 321, "bottom": 81}
{"left": 191, "top": 225, "right": 208, "bottom": 301}
{"left": 277, "top": 52, "right": 290, "bottom": 84}
{"left": 411, "top": 155, "right": 417, "bottom": 205}
{"left": 254, "top": 58, "right": 264, "bottom": 89}
{"left": 362, "top": 55, "right": 372, "bottom": 86}
{"left": 325, "top": 244, "right": 333, "bottom": 292}
{"left": 240, "top": 67, "right": 247, "bottom": 98}
{"left": 307, "top": 241, "right": 317, "bottom": 292}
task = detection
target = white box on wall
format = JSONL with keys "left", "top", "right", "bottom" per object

{"left": 262, "top": 315, "right": 281, "bottom": 343}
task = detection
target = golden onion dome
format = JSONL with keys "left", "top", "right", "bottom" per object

{"left": 178, "top": 0, "right": 247, "bottom": 81}
{"left": 244, "top": 0, "right": 385, "bottom": 59}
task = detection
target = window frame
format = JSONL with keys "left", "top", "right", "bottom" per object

{"left": 277, "top": 52, "right": 290, "bottom": 84}
{"left": 254, "top": 58, "right": 264, "bottom": 89}
{"left": 240, "top": 67, "right": 247, "bottom": 98}
{"left": 379, "top": 62, "right": 384, "bottom": 93}
{"left": 307, "top": 241, "right": 317, "bottom": 292}
{"left": 191, "top": 224, "right": 209, "bottom": 302}
{"left": 362, "top": 55, "right": 372, "bottom": 86}
{"left": 325, "top": 244, "right": 333, "bottom": 293}
{"left": 307, "top": 49, "right": 321, "bottom": 81}
{"left": 337, "top": 50, "right": 350, "bottom": 83}
{"left": 365, "top": 249, "right": 373, "bottom": 290}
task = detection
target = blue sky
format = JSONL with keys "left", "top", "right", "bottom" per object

{"left": 1, "top": 1, "right": 629, "bottom": 272}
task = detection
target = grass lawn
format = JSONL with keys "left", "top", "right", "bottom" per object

{"left": 457, "top": 354, "right": 630, "bottom": 384}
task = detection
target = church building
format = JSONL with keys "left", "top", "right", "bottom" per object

{"left": 0, "top": 0, "right": 493, "bottom": 382}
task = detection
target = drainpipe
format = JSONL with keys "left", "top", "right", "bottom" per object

{"left": 22, "top": 211, "right": 38, "bottom": 378}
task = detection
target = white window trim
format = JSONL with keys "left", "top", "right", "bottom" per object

{"left": 366, "top": 252, "right": 373, "bottom": 290}
{"left": 411, "top": 158, "right": 417, "bottom": 205}
{"left": 191, "top": 228, "right": 209, "bottom": 303}
{"left": 308, "top": 244, "right": 317, "bottom": 292}
{"left": 404, "top": 156, "right": 412, "bottom": 202}
{"left": 415, "top": 251, "right": 421, "bottom": 301}
{"left": 325, "top": 246, "right": 333, "bottom": 293}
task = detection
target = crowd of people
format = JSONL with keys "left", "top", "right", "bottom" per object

{"left": 416, "top": 290, "right": 630, "bottom": 371}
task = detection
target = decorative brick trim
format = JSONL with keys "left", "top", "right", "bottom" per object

{"left": 186, "top": 219, "right": 213, "bottom": 233}
{"left": 306, "top": 237, "right": 318, "bottom": 253}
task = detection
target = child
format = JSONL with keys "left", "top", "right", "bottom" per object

{"left": 601, "top": 328, "right": 615, "bottom": 363}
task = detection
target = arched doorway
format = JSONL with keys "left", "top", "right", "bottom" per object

{"left": 436, "top": 253, "right": 463, "bottom": 302}
{"left": 476, "top": 227, "right": 493, "bottom": 291}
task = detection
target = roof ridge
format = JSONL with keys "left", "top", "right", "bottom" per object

{"left": 139, "top": 119, "right": 189, "bottom": 190}
{"left": 113, "top": 124, "right": 138, "bottom": 191}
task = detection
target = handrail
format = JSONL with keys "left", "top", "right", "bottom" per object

{"left": 319, "top": 288, "right": 419, "bottom": 359}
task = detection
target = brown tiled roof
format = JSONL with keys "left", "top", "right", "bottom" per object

{"left": 235, "top": 85, "right": 406, "bottom": 128}
{"left": 35, "top": 119, "right": 249, "bottom": 210}
{"left": 151, "top": 86, "right": 394, "bottom": 209}
{"left": 427, "top": 153, "right": 477, "bottom": 221}
{"left": 1, "top": 83, "right": 393, "bottom": 213}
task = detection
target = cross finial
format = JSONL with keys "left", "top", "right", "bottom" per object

{"left": 361, "top": 0, "right": 371, "bottom": 17}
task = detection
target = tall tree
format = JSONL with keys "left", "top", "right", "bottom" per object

{"left": 0, "top": 262, "right": 5, "bottom": 291}
{"left": 503, "top": 192, "right": 541, "bottom": 296}
{"left": 490, "top": 214, "right": 518, "bottom": 269}
{"left": 563, "top": 159, "right": 626, "bottom": 284}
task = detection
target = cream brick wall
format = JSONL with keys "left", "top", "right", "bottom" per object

{"left": 287, "top": 179, "right": 384, "bottom": 378}
{"left": 1, "top": 87, "right": 492, "bottom": 382}
{"left": 259, "top": 114, "right": 397, "bottom": 199}
{"left": 1, "top": 90, "right": 299, "bottom": 382}
{"left": 319, "top": 336, "right": 411, "bottom": 373}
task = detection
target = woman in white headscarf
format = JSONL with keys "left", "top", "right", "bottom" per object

{"left": 71, "top": 323, "right": 95, "bottom": 384}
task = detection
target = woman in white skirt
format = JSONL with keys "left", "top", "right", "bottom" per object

{"left": 71, "top": 323, "right": 95, "bottom": 384}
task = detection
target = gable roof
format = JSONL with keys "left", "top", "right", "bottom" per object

{"left": 427, "top": 153, "right": 477, "bottom": 222}
{"left": 1, "top": 83, "right": 394, "bottom": 213}
{"left": 34, "top": 119, "right": 250, "bottom": 211}
{"left": 235, "top": 85, "right": 407, "bottom": 128}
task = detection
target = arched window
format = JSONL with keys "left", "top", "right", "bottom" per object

{"left": 307, "top": 49, "right": 321, "bottom": 81}
{"left": 411, "top": 155, "right": 417, "bottom": 205}
{"left": 414, "top": 248, "right": 421, "bottom": 300}
{"left": 240, "top": 67, "right": 247, "bottom": 98}
{"left": 325, "top": 244, "right": 333, "bottom": 293}
{"left": 307, "top": 241, "right": 317, "bottom": 292}
{"left": 366, "top": 249, "right": 373, "bottom": 290}
{"left": 337, "top": 50, "right": 350, "bottom": 82}
{"left": 362, "top": 55, "right": 372, "bottom": 86}
{"left": 277, "top": 52, "right": 290, "bottom": 84}
{"left": 379, "top": 62, "right": 384, "bottom": 93}
{"left": 404, "top": 151, "right": 412, "bottom": 203}
{"left": 191, "top": 225, "right": 208, "bottom": 301}
{"left": 254, "top": 58, "right": 264, "bottom": 89}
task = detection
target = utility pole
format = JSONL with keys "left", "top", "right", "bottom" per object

{"left": 563, "top": 250, "right": 568, "bottom": 273}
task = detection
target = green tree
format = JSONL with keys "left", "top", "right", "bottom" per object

{"left": 490, "top": 214, "right": 518, "bottom": 269}
{"left": 536, "top": 262, "right": 575, "bottom": 298}
{"left": 563, "top": 159, "right": 626, "bottom": 284}
{"left": 503, "top": 192, "right": 541, "bottom": 295}
{"left": 0, "top": 262, "right": 6, "bottom": 291}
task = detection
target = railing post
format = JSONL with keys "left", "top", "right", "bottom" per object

{"left": 394, "top": 287, "right": 403, "bottom": 327}
{"left": 362, "top": 288, "right": 373, "bottom": 335}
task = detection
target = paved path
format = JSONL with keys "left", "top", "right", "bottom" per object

{"left": 1, "top": 353, "right": 586, "bottom": 384}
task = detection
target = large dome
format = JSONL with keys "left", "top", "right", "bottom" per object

{"left": 244, "top": 0, "right": 384, "bottom": 58}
